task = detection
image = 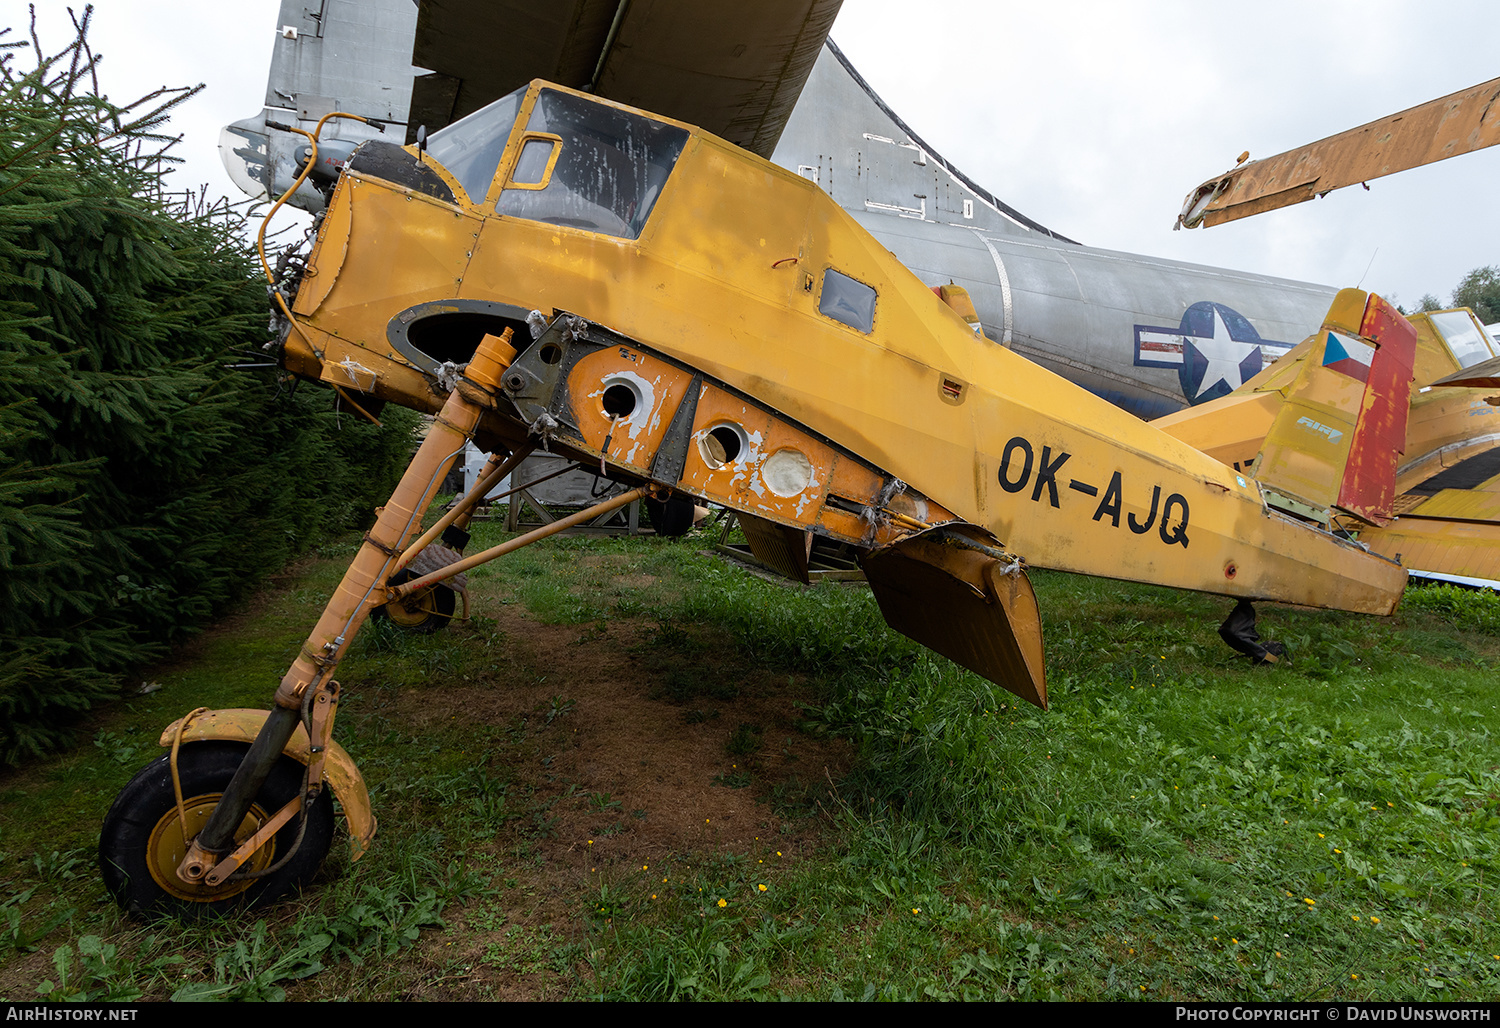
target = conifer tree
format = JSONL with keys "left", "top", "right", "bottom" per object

{"left": 0, "top": 15, "right": 418, "bottom": 762}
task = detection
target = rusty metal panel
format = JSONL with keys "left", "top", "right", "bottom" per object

{"left": 861, "top": 526, "right": 1046, "bottom": 709}
{"left": 1181, "top": 77, "right": 1500, "bottom": 229}
{"left": 1338, "top": 296, "right": 1417, "bottom": 524}
{"left": 497, "top": 315, "right": 963, "bottom": 555}
{"left": 1390, "top": 493, "right": 1429, "bottom": 517}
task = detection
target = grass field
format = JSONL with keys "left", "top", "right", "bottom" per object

{"left": 2, "top": 513, "right": 1498, "bottom": 1001}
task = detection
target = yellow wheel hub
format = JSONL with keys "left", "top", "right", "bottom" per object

{"left": 384, "top": 588, "right": 443, "bottom": 628}
{"left": 146, "top": 793, "right": 274, "bottom": 903}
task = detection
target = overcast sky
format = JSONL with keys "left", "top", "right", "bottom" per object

{"left": 5, "top": 0, "right": 1495, "bottom": 309}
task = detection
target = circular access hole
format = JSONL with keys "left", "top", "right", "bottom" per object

{"left": 538, "top": 342, "right": 564, "bottom": 365}
{"left": 602, "top": 383, "right": 639, "bottom": 419}
{"left": 701, "top": 423, "right": 746, "bottom": 468}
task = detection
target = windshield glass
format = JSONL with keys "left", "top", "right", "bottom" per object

{"left": 1431, "top": 310, "right": 1496, "bottom": 369}
{"left": 497, "top": 89, "right": 688, "bottom": 239}
{"left": 426, "top": 86, "right": 526, "bottom": 204}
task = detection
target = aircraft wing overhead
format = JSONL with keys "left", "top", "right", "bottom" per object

{"left": 1177, "top": 76, "right": 1500, "bottom": 229}
{"left": 410, "top": 0, "right": 843, "bottom": 156}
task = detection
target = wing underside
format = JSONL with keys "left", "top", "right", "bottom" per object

{"left": 410, "top": 0, "right": 845, "bottom": 156}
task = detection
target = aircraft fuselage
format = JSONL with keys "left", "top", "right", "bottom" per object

{"left": 276, "top": 80, "right": 1403, "bottom": 623}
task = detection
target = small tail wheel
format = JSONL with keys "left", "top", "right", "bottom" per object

{"left": 372, "top": 568, "right": 456, "bottom": 633}
{"left": 645, "top": 494, "right": 696, "bottom": 537}
{"left": 99, "top": 742, "right": 334, "bottom": 920}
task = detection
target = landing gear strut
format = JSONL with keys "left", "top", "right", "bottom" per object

{"left": 99, "top": 327, "right": 654, "bottom": 918}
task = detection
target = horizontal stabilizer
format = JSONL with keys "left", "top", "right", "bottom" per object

{"left": 1361, "top": 514, "right": 1500, "bottom": 584}
{"left": 1253, "top": 289, "right": 1416, "bottom": 525}
{"left": 860, "top": 524, "right": 1047, "bottom": 708}
{"left": 1432, "top": 353, "right": 1500, "bottom": 389}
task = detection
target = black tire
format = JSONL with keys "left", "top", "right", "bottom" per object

{"left": 371, "top": 569, "right": 456, "bottom": 633}
{"left": 99, "top": 742, "right": 334, "bottom": 920}
{"left": 645, "top": 495, "right": 696, "bottom": 537}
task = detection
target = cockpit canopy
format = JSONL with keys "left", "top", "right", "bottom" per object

{"left": 424, "top": 85, "right": 524, "bottom": 205}
{"left": 426, "top": 83, "right": 689, "bottom": 240}
{"left": 1426, "top": 309, "right": 1497, "bottom": 370}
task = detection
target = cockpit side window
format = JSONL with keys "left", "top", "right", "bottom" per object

{"left": 818, "top": 269, "right": 877, "bottom": 333}
{"left": 509, "top": 137, "right": 559, "bottom": 187}
{"left": 426, "top": 86, "right": 526, "bottom": 205}
{"left": 496, "top": 89, "right": 689, "bottom": 240}
{"left": 1430, "top": 310, "right": 1496, "bottom": 369}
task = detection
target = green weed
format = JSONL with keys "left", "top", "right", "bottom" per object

{"left": 170, "top": 921, "right": 323, "bottom": 1002}
{"left": 1402, "top": 582, "right": 1500, "bottom": 634}
{"left": 9, "top": 534, "right": 1500, "bottom": 1001}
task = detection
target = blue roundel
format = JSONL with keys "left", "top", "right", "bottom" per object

{"left": 1177, "top": 301, "right": 1266, "bottom": 405}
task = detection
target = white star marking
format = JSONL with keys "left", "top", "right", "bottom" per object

{"left": 1187, "top": 308, "right": 1261, "bottom": 396}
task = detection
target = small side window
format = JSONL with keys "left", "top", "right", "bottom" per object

{"left": 818, "top": 269, "right": 877, "bottom": 333}
{"left": 509, "top": 135, "right": 560, "bottom": 188}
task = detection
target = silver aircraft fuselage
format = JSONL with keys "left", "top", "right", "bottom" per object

{"left": 769, "top": 44, "right": 1337, "bottom": 421}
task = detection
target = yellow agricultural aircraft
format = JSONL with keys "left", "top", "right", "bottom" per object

{"left": 101, "top": 79, "right": 1418, "bottom": 917}
{"left": 1171, "top": 75, "right": 1500, "bottom": 588}
{"left": 1157, "top": 306, "right": 1500, "bottom": 586}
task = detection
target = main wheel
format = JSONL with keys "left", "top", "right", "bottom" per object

{"left": 645, "top": 494, "right": 696, "bottom": 537}
{"left": 372, "top": 569, "right": 456, "bottom": 633}
{"left": 99, "top": 742, "right": 334, "bottom": 920}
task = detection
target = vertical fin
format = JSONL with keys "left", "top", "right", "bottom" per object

{"left": 1252, "top": 289, "right": 1416, "bottom": 525}
{"left": 1339, "top": 296, "right": 1417, "bottom": 523}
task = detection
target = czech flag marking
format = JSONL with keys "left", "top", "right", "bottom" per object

{"left": 1322, "top": 331, "right": 1375, "bottom": 383}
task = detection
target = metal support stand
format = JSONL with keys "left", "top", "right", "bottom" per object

{"left": 503, "top": 454, "right": 645, "bottom": 536}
